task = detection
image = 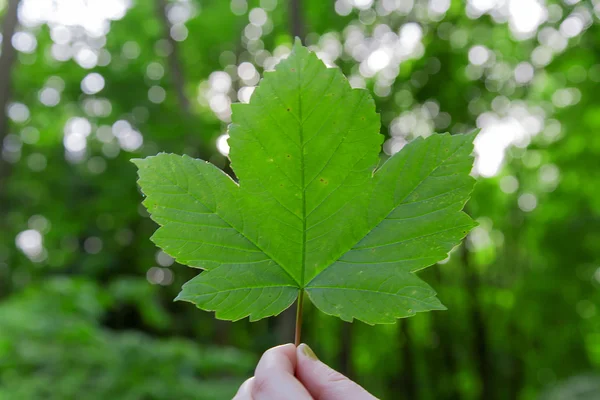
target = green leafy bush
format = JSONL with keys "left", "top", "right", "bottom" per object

{"left": 0, "top": 278, "right": 254, "bottom": 400}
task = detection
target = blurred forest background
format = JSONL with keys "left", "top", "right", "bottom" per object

{"left": 0, "top": 0, "right": 599, "bottom": 399}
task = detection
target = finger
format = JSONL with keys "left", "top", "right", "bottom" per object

{"left": 255, "top": 343, "right": 297, "bottom": 376}
{"left": 252, "top": 343, "right": 312, "bottom": 400}
{"left": 232, "top": 377, "right": 254, "bottom": 400}
{"left": 296, "top": 343, "right": 378, "bottom": 400}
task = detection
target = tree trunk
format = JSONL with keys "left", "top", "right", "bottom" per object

{"left": 155, "top": 0, "right": 190, "bottom": 114}
{"left": 289, "top": 0, "right": 304, "bottom": 39}
{"left": 0, "top": 0, "right": 19, "bottom": 179}
{"left": 0, "top": 0, "right": 20, "bottom": 299}
{"left": 154, "top": 0, "right": 214, "bottom": 160}
{"left": 432, "top": 269, "right": 459, "bottom": 399}
{"left": 275, "top": 305, "right": 296, "bottom": 344}
{"left": 339, "top": 322, "right": 354, "bottom": 378}
{"left": 462, "top": 243, "right": 493, "bottom": 399}
{"left": 394, "top": 320, "right": 416, "bottom": 400}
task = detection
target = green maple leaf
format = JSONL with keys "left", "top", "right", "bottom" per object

{"left": 133, "top": 42, "right": 477, "bottom": 327}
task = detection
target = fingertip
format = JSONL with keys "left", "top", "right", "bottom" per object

{"left": 241, "top": 377, "right": 255, "bottom": 389}
{"left": 296, "top": 345, "right": 377, "bottom": 400}
{"left": 271, "top": 343, "right": 297, "bottom": 354}
{"left": 255, "top": 343, "right": 298, "bottom": 376}
{"left": 252, "top": 344, "right": 313, "bottom": 399}
{"left": 297, "top": 343, "right": 319, "bottom": 361}
{"left": 233, "top": 377, "right": 254, "bottom": 399}
{"left": 279, "top": 342, "right": 297, "bottom": 353}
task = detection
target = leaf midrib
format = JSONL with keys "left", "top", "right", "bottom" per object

{"left": 298, "top": 52, "right": 307, "bottom": 289}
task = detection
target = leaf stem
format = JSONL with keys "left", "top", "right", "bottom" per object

{"left": 295, "top": 289, "right": 304, "bottom": 346}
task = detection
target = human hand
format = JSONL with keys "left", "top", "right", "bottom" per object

{"left": 233, "top": 343, "right": 378, "bottom": 399}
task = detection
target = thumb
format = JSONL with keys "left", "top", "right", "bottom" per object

{"left": 295, "top": 344, "right": 378, "bottom": 400}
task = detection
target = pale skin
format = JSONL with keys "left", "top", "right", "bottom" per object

{"left": 233, "top": 343, "right": 378, "bottom": 400}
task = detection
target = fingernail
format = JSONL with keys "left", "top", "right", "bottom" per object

{"left": 299, "top": 343, "right": 319, "bottom": 360}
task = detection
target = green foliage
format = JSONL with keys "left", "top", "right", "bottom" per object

{"left": 2, "top": 0, "right": 600, "bottom": 399}
{"left": 134, "top": 43, "right": 476, "bottom": 324}
{"left": 0, "top": 278, "right": 254, "bottom": 400}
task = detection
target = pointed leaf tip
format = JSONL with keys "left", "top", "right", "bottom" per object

{"left": 465, "top": 129, "right": 480, "bottom": 142}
